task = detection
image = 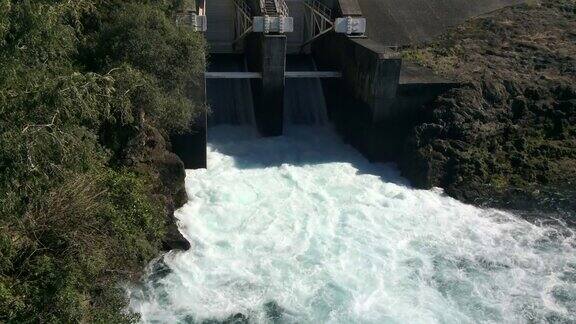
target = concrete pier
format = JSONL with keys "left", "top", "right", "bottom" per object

{"left": 312, "top": 35, "right": 401, "bottom": 123}
{"left": 171, "top": 79, "right": 207, "bottom": 169}
{"left": 171, "top": 112, "right": 207, "bottom": 169}
{"left": 247, "top": 34, "right": 288, "bottom": 136}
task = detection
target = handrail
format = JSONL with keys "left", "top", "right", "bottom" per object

{"left": 304, "top": 0, "right": 331, "bottom": 18}
{"left": 233, "top": 0, "right": 254, "bottom": 45}
{"left": 301, "top": 0, "right": 334, "bottom": 50}
{"left": 235, "top": 0, "right": 252, "bottom": 20}
{"left": 259, "top": 0, "right": 289, "bottom": 17}
{"left": 259, "top": 0, "right": 269, "bottom": 15}
{"left": 276, "top": 0, "right": 290, "bottom": 16}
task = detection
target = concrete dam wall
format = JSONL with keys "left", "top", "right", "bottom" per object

{"left": 357, "top": 0, "right": 525, "bottom": 46}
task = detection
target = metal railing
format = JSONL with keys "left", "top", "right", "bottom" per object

{"left": 260, "top": 0, "right": 290, "bottom": 16}
{"left": 276, "top": 0, "right": 290, "bottom": 16}
{"left": 233, "top": 0, "right": 253, "bottom": 45}
{"left": 302, "top": 0, "right": 334, "bottom": 49}
{"left": 304, "top": 0, "right": 332, "bottom": 19}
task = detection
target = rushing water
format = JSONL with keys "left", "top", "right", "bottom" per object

{"left": 129, "top": 126, "right": 576, "bottom": 323}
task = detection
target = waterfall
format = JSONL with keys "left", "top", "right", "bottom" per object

{"left": 206, "top": 55, "right": 256, "bottom": 126}
{"left": 284, "top": 55, "right": 329, "bottom": 125}
{"left": 206, "top": 54, "right": 328, "bottom": 130}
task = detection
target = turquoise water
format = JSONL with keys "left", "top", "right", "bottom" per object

{"left": 129, "top": 126, "right": 576, "bottom": 323}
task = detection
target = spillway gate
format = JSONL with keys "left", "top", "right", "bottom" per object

{"left": 173, "top": 0, "right": 521, "bottom": 169}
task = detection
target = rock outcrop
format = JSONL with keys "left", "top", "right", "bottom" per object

{"left": 123, "top": 124, "right": 191, "bottom": 251}
{"left": 398, "top": 0, "right": 576, "bottom": 215}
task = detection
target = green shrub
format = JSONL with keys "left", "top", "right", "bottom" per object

{"left": 87, "top": 2, "right": 206, "bottom": 134}
{"left": 0, "top": 0, "right": 205, "bottom": 321}
{"left": 0, "top": 169, "right": 165, "bottom": 322}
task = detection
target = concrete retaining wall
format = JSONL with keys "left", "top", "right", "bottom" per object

{"left": 312, "top": 34, "right": 401, "bottom": 123}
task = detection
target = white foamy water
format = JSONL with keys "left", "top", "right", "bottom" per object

{"left": 130, "top": 126, "right": 576, "bottom": 323}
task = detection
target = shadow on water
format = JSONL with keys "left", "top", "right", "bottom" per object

{"left": 206, "top": 125, "right": 411, "bottom": 188}
{"left": 205, "top": 125, "right": 576, "bottom": 231}
{"left": 202, "top": 54, "right": 411, "bottom": 187}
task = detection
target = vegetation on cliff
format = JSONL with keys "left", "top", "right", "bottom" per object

{"left": 0, "top": 0, "right": 204, "bottom": 321}
{"left": 401, "top": 0, "right": 575, "bottom": 214}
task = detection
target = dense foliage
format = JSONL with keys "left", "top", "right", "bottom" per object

{"left": 401, "top": 0, "right": 575, "bottom": 212}
{"left": 0, "top": 0, "right": 205, "bottom": 321}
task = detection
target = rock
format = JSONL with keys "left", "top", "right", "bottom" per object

{"left": 123, "top": 124, "right": 190, "bottom": 251}
{"left": 482, "top": 78, "right": 508, "bottom": 103}
{"left": 396, "top": 0, "right": 576, "bottom": 216}
{"left": 163, "top": 213, "right": 191, "bottom": 251}
{"left": 416, "top": 123, "right": 444, "bottom": 142}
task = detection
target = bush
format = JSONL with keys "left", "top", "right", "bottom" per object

{"left": 87, "top": 2, "right": 206, "bottom": 134}
{"left": 0, "top": 0, "right": 205, "bottom": 321}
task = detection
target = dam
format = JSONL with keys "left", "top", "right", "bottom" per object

{"left": 128, "top": 1, "right": 576, "bottom": 322}
{"left": 172, "top": 0, "right": 523, "bottom": 169}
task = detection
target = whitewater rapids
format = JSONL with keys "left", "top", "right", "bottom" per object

{"left": 129, "top": 126, "right": 576, "bottom": 323}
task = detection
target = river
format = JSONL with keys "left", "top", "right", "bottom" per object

{"left": 129, "top": 125, "right": 575, "bottom": 323}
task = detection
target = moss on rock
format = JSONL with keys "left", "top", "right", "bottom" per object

{"left": 399, "top": 0, "right": 576, "bottom": 214}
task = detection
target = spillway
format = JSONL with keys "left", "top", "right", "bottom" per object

{"left": 130, "top": 126, "right": 576, "bottom": 323}
{"left": 206, "top": 54, "right": 329, "bottom": 128}
{"left": 284, "top": 55, "right": 329, "bottom": 125}
{"left": 206, "top": 55, "right": 256, "bottom": 126}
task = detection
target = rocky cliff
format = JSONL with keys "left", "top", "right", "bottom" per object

{"left": 122, "top": 124, "right": 191, "bottom": 251}
{"left": 399, "top": 0, "right": 576, "bottom": 216}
